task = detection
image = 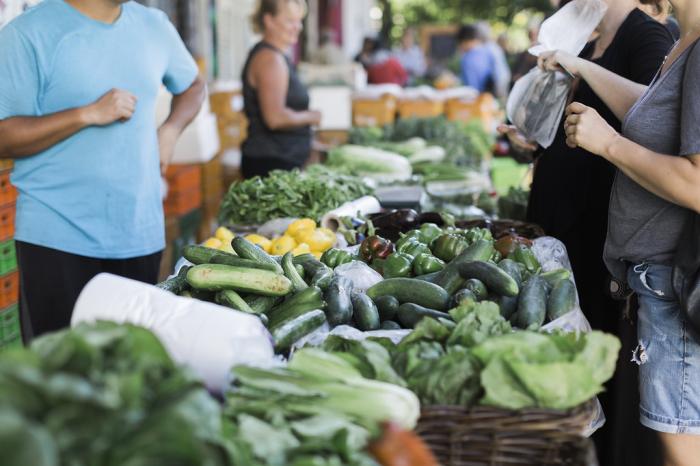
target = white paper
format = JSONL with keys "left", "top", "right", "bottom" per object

{"left": 321, "top": 195, "right": 382, "bottom": 231}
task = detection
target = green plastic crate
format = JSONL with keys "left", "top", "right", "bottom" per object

{"left": 0, "top": 239, "right": 16, "bottom": 276}
{"left": 0, "top": 304, "right": 20, "bottom": 348}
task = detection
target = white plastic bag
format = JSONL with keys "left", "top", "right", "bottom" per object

{"left": 507, "top": 0, "right": 607, "bottom": 148}
{"left": 334, "top": 261, "right": 383, "bottom": 293}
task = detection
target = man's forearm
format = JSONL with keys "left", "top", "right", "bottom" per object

{"left": 161, "top": 76, "right": 206, "bottom": 134}
{"left": 0, "top": 108, "right": 91, "bottom": 158}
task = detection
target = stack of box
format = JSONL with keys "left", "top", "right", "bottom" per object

{"left": 352, "top": 95, "right": 397, "bottom": 127}
{"left": 199, "top": 153, "right": 224, "bottom": 241}
{"left": 0, "top": 160, "right": 20, "bottom": 350}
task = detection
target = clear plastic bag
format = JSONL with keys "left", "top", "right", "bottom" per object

{"left": 334, "top": 261, "right": 383, "bottom": 293}
{"left": 507, "top": 0, "right": 607, "bottom": 148}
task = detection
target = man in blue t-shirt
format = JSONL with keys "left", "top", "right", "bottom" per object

{"left": 0, "top": 0, "right": 205, "bottom": 339}
{"left": 456, "top": 24, "right": 496, "bottom": 93}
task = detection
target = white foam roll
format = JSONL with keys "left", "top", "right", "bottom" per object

{"left": 320, "top": 196, "right": 382, "bottom": 231}
{"left": 72, "top": 273, "right": 275, "bottom": 393}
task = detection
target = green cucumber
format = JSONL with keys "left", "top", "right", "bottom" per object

{"left": 351, "top": 293, "right": 380, "bottom": 331}
{"left": 514, "top": 276, "right": 548, "bottom": 330}
{"left": 380, "top": 320, "right": 402, "bottom": 330}
{"left": 367, "top": 278, "right": 450, "bottom": 311}
{"left": 497, "top": 295, "right": 519, "bottom": 320}
{"left": 232, "top": 236, "right": 283, "bottom": 274}
{"left": 397, "top": 303, "right": 452, "bottom": 329}
{"left": 245, "top": 295, "right": 282, "bottom": 314}
{"left": 547, "top": 279, "right": 577, "bottom": 321}
{"left": 374, "top": 295, "right": 400, "bottom": 322}
{"left": 415, "top": 272, "right": 441, "bottom": 283}
{"left": 156, "top": 266, "right": 191, "bottom": 294}
{"left": 324, "top": 276, "right": 354, "bottom": 326}
{"left": 186, "top": 264, "right": 292, "bottom": 296}
{"left": 458, "top": 261, "right": 519, "bottom": 297}
{"left": 434, "top": 240, "right": 495, "bottom": 294}
{"left": 183, "top": 245, "right": 236, "bottom": 265}
{"left": 438, "top": 317, "right": 457, "bottom": 330}
{"left": 293, "top": 254, "right": 329, "bottom": 276}
{"left": 210, "top": 254, "right": 279, "bottom": 271}
{"left": 461, "top": 278, "right": 488, "bottom": 301}
{"left": 267, "top": 287, "right": 325, "bottom": 328}
{"left": 282, "top": 252, "right": 309, "bottom": 292}
{"left": 541, "top": 269, "right": 572, "bottom": 288}
{"left": 294, "top": 264, "right": 306, "bottom": 279}
{"left": 498, "top": 259, "right": 523, "bottom": 287}
{"left": 216, "top": 289, "right": 255, "bottom": 314}
{"left": 311, "top": 268, "right": 334, "bottom": 290}
{"left": 273, "top": 310, "right": 327, "bottom": 352}
{"left": 179, "top": 290, "right": 193, "bottom": 298}
{"left": 452, "top": 289, "right": 477, "bottom": 307}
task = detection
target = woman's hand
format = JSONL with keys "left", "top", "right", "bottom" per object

{"left": 497, "top": 124, "right": 538, "bottom": 152}
{"left": 538, "top": 50, "right": 585, "bottom": 77}
{"left": 564, "top": 102, "right": 619, "bottom": 157}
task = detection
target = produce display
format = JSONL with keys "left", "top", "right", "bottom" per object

{"left": 218, "top": 166, "right": 373, "bottom": 226}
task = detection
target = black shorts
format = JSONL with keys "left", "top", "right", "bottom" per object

{"left": 16, "top": 241, "right": 162, "bottom": 342}
{"left": 241, "top": 155, "right": 303, "bottom": 178}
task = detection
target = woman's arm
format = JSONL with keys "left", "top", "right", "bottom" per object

{"left": 251, "top": 50, "right": 321, "bottom": 130}
{"left": 563, "top": 102, "right": 700, "bottom": 213}
{"left": 540, "top": 51, "right": 647, "bottom": 121}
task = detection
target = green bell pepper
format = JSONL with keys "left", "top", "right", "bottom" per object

{"left": 510, "top": 245, "right": 541, "bottom": 273}
{"left": 464, "top": 227, "right": 493, "bottom": 244}
{"left": 431, "top": 234, "right": 469, "bottom": 262}
{"left": 383, "top": 253, "right": 414, "bottom": 278}
{"left": 396, "top": 238, "right": 432, "bottom": 258}
{"left": 320, "top": 248, "right": 355, "bottom": 269}
{"left": 413, "top": 253, "right": 445, "bottom": 276}
{"left": 418, "top": 223, "right": 443, "bottom": 244}
{"left": 395, "top": 230, "right": 424, "bottom": 250}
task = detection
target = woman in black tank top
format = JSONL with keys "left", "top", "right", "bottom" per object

{"left": 241, "top": 0, "right": 321, "bottom": 178}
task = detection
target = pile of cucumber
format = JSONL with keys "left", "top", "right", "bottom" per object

{"left": 157, "top": 229, "right": 578, "bottom": 353}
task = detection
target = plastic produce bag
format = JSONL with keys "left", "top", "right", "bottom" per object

{"left": 507, "top": 0, "right": 607, "bottom": 148}
{"left": 334, "top": 260, "right": 384, "bottom": 293}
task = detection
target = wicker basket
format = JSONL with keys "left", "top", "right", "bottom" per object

{"left": 415, "top": 401, "right": 598, "bottom": 466}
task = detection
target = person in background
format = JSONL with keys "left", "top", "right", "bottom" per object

{"left": 499, "top": 1, "right": 673, "bottom": 464}
{"left": 456, "top": 24, "right": 496, "bottom": 93}
{"left": 241, "top": 0, "right": 320, "bottom": 178}
{"left": 545, "top": 0, "right": 700, "bottom": 461}
{"left": 310, "top": 28, "right": 347, "bottom": 66}
{"left": 366, "top": 40, "right": 409, "bottom": 86}
{"left": 640, "top": 0, "right": 680, "bottom": 40}
{"left": 0, "top": 0, "right": 205, "bottom": 340}
{"left": 476, "top": 22, "right": 512, "bottom": 99}
{"left": 393, "top": 27, "right": 427, "bottom": 83}
{"left": 355, "top": 36, "right": 376, "bottom": 69}
{"left": 511, "top": 21, "right": 541, "bottom": 86}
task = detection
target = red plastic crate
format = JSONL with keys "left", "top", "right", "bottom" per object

{"left": 0, "top": 203, "right": 15, "bottom": 242}
{"left": 164, "top": 187, "right": 202, "bottom": 217}
{"left": 165, "top": 164, "right": 202, "bottom": 195}
{"left": 0, "top": 170, "right": 17, "bottom": 208}
{"left": 0, "top": 271, "right": 18, "bottom": 309}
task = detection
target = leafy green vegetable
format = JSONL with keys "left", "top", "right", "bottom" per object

{"left": 321, "top": 336, "right": 406, "bottom": 387}
{"left": 326, "top": 145, "right": 413, "bottom": 183}
{"left": 447, "top": 301, "right": 512, "bottom": 348}
{"left": 0, "top": 322, "right": 234, "bottom": 466}
{"left": 219, "top": 166, "right": 373, "bottom": 226}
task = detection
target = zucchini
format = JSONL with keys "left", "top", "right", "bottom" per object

{"left": 498, "top": 259, "right": 523, "bottom": 287}
{"left": 156, "top": 266, "right": 191, "bottom": 294}
{"left": 245, "top": 295, "right": 282, "bottom": 314}
{"left": 232, "top": 236, "right": 283, "bottom": 274}
{"left": 310, "top": 268, "right": 334, "bottom": 290}
{"left": 186, "top": 264, "right": 292, "bottom": 296}
{"left": 434, "top": 240, "right": 495, "bottom": 294}
{"left": 324, "top": 276, "right": 354, "bottom": 326}
{"left": 458, "top": 261, "right": 519, "bottom": 297}
{"left": 397, "top": 303, "right": 452, "bottom": 329}
{"left": 293, "top": 253, "right": 329, "bottom": 276}
{"left": 273, "top": 310, "right": 327, "bottom": 352}
{"left": 497, "top": 295, "right": 519, "bottom": 320}
{"left": 282, "top": 252, "right": 309, "bottom": 292}
{"left": 351, "top": 293, "right": 380, "bottom": 331}
{"left": 541, "top": 268, "right": 572, "bottom": 288}
{"left": 366, "top": 278, "right": 450, "bottom": 311}
{"left": 461, "top": 278, "right": 488, "bottom": 301}
{"left": 183, "top": 245, "right": 236, "bottom": 265}
{"left": 210, "top": 254, "right": 279, "bottom": 271}
{"left": 415, "top": 271, "right": 440, "bottom": 283}
{"left": 267, "top": 287, "right": 325, "bottom": 328}
{"left": 294, "top": 264, "right": 306, "bottom": 279}
{"left": 547, "top": 279, "right": 577, "bottom": 321}
{"left": 513, "top": 276, "right": 548, "bottom": 330}
{"left": 380, "top": 320, "right": 402, "bottom": 330}
{"left": 189, "top": 289, "right": 216, "bottom": 302}
{"left": 216, "top": 289, "right": 255, "bottom": 314}
{"left": 374, "top": 295, "right": 400, "bottom": 322}
{"left": 452, "top": 289, "right": 477, "bottom": 307}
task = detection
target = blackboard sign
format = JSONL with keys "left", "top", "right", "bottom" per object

{"left": 420, "top": 26, "right": 459, "bottom": 63}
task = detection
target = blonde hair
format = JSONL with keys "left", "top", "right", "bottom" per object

{"left": 251, "top": 0, "right": 308, "bottom": 34}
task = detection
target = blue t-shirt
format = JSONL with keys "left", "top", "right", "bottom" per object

{"left": 0, "top": 0, "right": 198, "bottom": 259}
{"left": 460, "top": 45, "right": 495, "bottom": 93}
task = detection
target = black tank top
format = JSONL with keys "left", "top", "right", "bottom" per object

{"left": 241, "top": 42, "right": 311, "bottom": 165}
